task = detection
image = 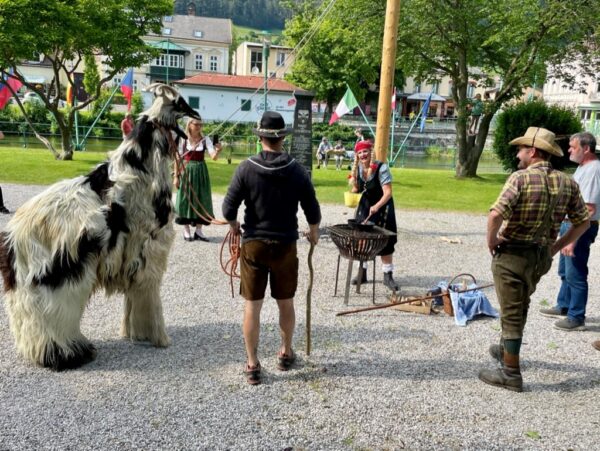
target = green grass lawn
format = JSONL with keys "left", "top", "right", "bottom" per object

{"left": 0, "top": 147, "right": 507, "bottom": 213}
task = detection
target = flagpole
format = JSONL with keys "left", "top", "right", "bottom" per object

{"left": 81, "top": 83, "right": 120, "bottom": 148}
{"left": 391, "top": 99, "right": 427, "bottom": 167}
{"left": 390, "top": 103, "right": 396, "bottom": 163}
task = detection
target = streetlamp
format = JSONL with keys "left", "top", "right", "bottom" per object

{"left": 261, "top": 31, "right": 271, "bottom": 112}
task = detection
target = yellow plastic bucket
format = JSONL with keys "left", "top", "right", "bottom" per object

{"left": 344, "top": 191, "right": 361, "bottom": 208}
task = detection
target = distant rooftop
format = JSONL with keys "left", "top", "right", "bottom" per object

{"left": 151, "top": 14, "right": 232, "bottom": 45}
{"left": 176, "top": 73, "right": 298, "bottom": 93}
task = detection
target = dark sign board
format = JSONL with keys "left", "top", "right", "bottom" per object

{"left": 290, "top": 90, "right": 315, "bottom": 177}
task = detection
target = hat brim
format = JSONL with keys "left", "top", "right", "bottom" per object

{"left": 252, "top": 127, "right": 292, "bottom": 138}
{"left": 509, "top": 136, "right": 563, "bottom": 157}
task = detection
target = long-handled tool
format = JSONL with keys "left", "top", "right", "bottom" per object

{"left": 306, "top": 239, "right": 315, "bottom": 355}
{"left": 336, "top": 283, "right": 494, "bottom": 316}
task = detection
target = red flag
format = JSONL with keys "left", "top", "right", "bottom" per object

{"left": 120, "top": 68, "right": 134, "bottom": 111}
{"left": 0, "top": 70, "right": 23, "bottom": 109}
{"left": 391, "top": 86, "right": 397, "bottom": 110}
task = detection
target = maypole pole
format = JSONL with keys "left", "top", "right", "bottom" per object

{"left": 374, "top": 0, "right": 401, "bottom": 162}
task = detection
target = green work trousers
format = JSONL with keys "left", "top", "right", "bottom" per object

{"left": 491, "top": 243, "right": 552, "bottom": 340}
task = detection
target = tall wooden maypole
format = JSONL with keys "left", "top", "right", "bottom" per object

{"left": 374, "top": 0, "right": 401, "bottom": 162}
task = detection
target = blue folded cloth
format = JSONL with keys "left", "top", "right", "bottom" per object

{"left": 438, "top": 282, "right": 498, "bottom": 326}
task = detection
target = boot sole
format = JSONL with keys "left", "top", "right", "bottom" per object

{"left": 478, "top": 374, "right": 523, "bottom": 392}
{"left": 553, "top": 323, "right": 586, "bottom": 331}
{"left": 540, "top": 311, "right": 567, "bottom": 318}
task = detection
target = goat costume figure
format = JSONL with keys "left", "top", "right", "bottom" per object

{"left": 0, "top": 84, "right": 200, "bottom": 370}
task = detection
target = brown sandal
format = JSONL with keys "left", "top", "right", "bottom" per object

{"left": 244, "top": 362, "right": 261, "bottom": 385}
{"left": 276, "top": 350, "right": 296, "bottom": 371}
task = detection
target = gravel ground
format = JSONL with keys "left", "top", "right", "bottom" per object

{"left": 0, "top": 182, "right": 599, "bottom": 450}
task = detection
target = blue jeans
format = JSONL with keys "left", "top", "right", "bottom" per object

{"left": 556, "top": 221, "right": 598, "bottom": 322}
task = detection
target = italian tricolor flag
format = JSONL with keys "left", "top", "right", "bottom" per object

{"left": 329, "top": 88, "right": 359, "bottom": 125}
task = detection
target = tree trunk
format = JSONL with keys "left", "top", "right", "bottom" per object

{"left": 55, "top": 114, "right": 74, "bottom": 161}
{"left": 455, "top": 111, "right": 495, "bottom": 177}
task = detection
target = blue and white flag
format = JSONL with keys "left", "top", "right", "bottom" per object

{"left": 419, "top": 92, "right": 433, "bottom": 132}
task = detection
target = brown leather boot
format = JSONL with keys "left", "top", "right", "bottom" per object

{"left": 593, "top": 340, "right": 600, "bottom": 351}
{"left": 478, "top": 351, "right": 523, "bottom": 392}
{"left": 488, "top": 338, "right": 504, "bottom": 364}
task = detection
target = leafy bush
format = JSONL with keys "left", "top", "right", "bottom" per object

{"left": 493, "top": 100, "right": 582, "bottom": 171}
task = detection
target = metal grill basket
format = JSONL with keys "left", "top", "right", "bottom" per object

{"left": 327, "top": 224, "right": 396, "bottom": 261}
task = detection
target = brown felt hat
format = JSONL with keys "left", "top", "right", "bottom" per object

{"left": 509, "top": 127, "right": 563, "bottom": 157}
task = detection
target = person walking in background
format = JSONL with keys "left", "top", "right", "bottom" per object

{"left": 120, "top": 113, "right": 134, "bottom": 139}
{"left": 222, "top": 111, "right": 321, "bottom": 386}
{"left": 540, "top": 132, "right": 600, "bottom": 331}
{"left": 349, "top": 140, "right": 399, "bottom": 291}
{"left": 316, "top": 137, "right": 331, "bottom": 169}
{"left": 480, "top": 127, "right": 589, "bottom": 392}
{"left": 173, "top": 116, "right": 221, "bottom": 242}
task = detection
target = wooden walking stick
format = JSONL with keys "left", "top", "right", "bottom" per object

{"left": 306, "top": 240, "right": 315, "bottom": 356}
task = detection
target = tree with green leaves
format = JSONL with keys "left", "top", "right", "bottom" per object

{"left": 396, "top": 0, "right": 600, "bottom": 177}
{"left": 282, "top": 0, "right": 384, "bottom": 122}
{"left": 0, "top": 0, "right": 172, "bottom": 160}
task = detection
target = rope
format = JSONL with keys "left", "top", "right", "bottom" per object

{"left": 172, "top": 144, "right": 239, "bottom": 294}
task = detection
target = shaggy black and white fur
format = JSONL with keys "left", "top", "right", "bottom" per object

{"left": 0, "top": 84, "right": 199, "bottom": 370}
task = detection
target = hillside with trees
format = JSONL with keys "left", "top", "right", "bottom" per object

{"left": 174, "top": 0, "right": 292, "bottom": 30}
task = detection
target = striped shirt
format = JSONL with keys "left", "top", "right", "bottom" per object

{"left": 491, "top": 162, "right": 588, "bottom": 245}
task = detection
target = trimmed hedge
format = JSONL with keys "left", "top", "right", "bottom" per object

{"left": 493, "top": 100, "right": 582, "bottom": 171}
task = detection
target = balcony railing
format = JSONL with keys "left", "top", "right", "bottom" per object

{"left": 148, "top": 66, "right": 185, "bottom": 81}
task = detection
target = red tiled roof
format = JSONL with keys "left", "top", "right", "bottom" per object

{"left": 176, "top": 73, "right": 298, "bottom": 92}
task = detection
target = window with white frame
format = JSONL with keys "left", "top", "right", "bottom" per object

{"left": 113, "top": 77, "right": 138, "bottom": 91}
{"left": 153, "top": 53, "right": 183, "bottom": 68}
{"left": 195, "top": 54, "right": 203, "bottom": 70}
{"left": 162, "top": 28, "right": 172, "bottom": 35}
{"left": 163, "top": 16, "right": 172, "bottom": 22}
{"left": 276, "top": 51, "right": 286, "bottom": 67}
{"left": 193, "top": 30, "right": 203, "bottom": 38}
{"left": 210, "top": 55, "right": 218, "bottom": 72}
{"left": 432, "top": 82, "right": 439, "bottom": 94}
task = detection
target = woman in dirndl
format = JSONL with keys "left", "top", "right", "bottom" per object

{"left": 174, "top": 117, "right": 221, "bottom": 242}
{"left": 349, "top": 140, "right": 399, "bottom": 291}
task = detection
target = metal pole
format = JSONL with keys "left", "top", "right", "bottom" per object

{"left": 374, "top": 0, "right": 401, "bottom": 162}
{"left": 80, "top": 83, "right": 120, "bottom": 147}
{"left": 166, "top": 38, "right": 170, "bottom": 84}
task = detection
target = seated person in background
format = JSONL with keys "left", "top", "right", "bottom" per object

{"left": 333, "top": 140, "right": 345, "bottom": 170}
{"left": 316, "top": 137, "right": 332, "bottom": 169}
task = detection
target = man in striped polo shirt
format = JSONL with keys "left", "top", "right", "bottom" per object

{"left": 480, "top": 127, "right": 590, "bottom": 392}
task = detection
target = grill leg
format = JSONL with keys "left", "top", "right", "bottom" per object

{"left": 372, "top": 257, "right": 376, "bottom": 304}
{"left": 356, "top": 261, "right": 364, "bottom": 294}
{"left": 334, "top": 254, "right": 341, "bottom": 297}
{"left": 344, "top": 259, "right": 353, "bottom": 305}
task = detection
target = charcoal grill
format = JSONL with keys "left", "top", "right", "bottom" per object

{"left": 327, "top": 224, "right": 397, "bottom": 304}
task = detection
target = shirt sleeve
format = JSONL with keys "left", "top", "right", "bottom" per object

{"left": 491, "top": 172, "right": 521, "bottom": 219}
{"left": 222, "top": 164, "right": 245, "bottom": 221}
{"left": 378, "top": 163, "right": 392, "bottom": 185}
{"left": 204, "top": 136, "right": 216, "bottom": 158}
{"left": 567, "top": 181, "right": 590, "bottom": 225}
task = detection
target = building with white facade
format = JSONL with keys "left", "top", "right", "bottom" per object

{"left": 543, "top": 72, "right": 600, "bottom": 134}
{"left": 233, "top": 41, "right": 294, "bottom": 79}
{"left": 173, "top": 73, "right": 298, "bottom": 124}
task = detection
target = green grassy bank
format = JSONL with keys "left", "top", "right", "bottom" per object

{"left": 0, "top": 148, "right": 507, "bottom": 213}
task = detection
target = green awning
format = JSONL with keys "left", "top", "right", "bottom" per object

{"left": 148, "top": 41, "right": 188, "bottom": 52}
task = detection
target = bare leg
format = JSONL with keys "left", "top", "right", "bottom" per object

{"left": 243, "top": 299, "right": 263, "bottom": 366}
{"left": 276, "top": 298, "right": 295, "bottom": 355}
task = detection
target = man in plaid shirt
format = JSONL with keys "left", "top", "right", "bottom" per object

{"left": 480, "top": 127, "right": 590, "bottom": 392}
